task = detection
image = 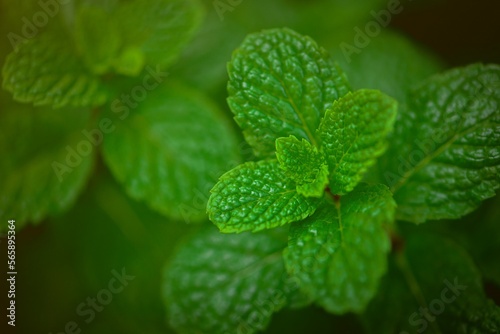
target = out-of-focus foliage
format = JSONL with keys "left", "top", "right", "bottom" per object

{"left": 1, "top": 0, "right": 499, "bottom": 333}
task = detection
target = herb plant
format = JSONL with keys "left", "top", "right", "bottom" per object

{"left": 1, "top": 1, "right": 499, "bottom": 333}
{"left": 164, "top": 28, "right": 500, "bottom": 334}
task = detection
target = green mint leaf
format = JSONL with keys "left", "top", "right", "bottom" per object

{"left": 332, "top": 31, "right": 444, "bottom": 186}
{"left": 208, "top": 160, "right": 321, "bottom": 233}
{"left": 102, "top": 83, "right": 240, "bottom": 223}
{"left": 228, "top": 28, "right": 350, "bottom": 158}
{"left": 284, "top": 183, "right": 395, "bottom": 313}
{"left": 2, "top": 30, "right": 109, "bottom": 108}
{"left": 115, "top": 0, "right": 203, "bottom": 70}
{"left": 275, "top": 135, "right": 329, "bottom": 197}
{"left": 0, "top": 97, "right": 95, "bottom": 231}
{"left": 364, "top": 232, "right": 500, "bottom": 334}
{"left": 163, "top": 227, "right": 297, "bottom": 334}
{"left": 383, "top": 63, "right": 500, "bottom": 223}
{"left": 317, "top": 89, "right": 397, "bottom": 195}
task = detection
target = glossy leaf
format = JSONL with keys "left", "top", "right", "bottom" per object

{"left": 228, "top": 28, "right": 350, "bottom": 158}
{"left": 383, "top": 63, "right": 500, "bottom": 223}
{"left": 317, "top": 89, "right": 397, "bottom": 195}
{"left": 332, "top": 31, "right": 444, "bottom": 186}
{"left": 163, "top": 227, "right": 297, "bottom": 334}
{"left": 284, "top": 183, "right": 395, "bottom": 313}
{"left": 208, "top": 160, "right": 321, "bottom": 233}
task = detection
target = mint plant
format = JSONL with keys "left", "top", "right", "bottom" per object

{"left": 208, "top": 28, "right": 397, "bottom": 234}
{"left": 2, "top": 1, "right": 499, "bottom": 332}
{"left": 164, "top": 28, "right": 500, "bottom": 334}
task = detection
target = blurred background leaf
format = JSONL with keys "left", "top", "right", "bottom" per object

{"left": 0, "top": 91, "right": 95, "bottom": 231}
